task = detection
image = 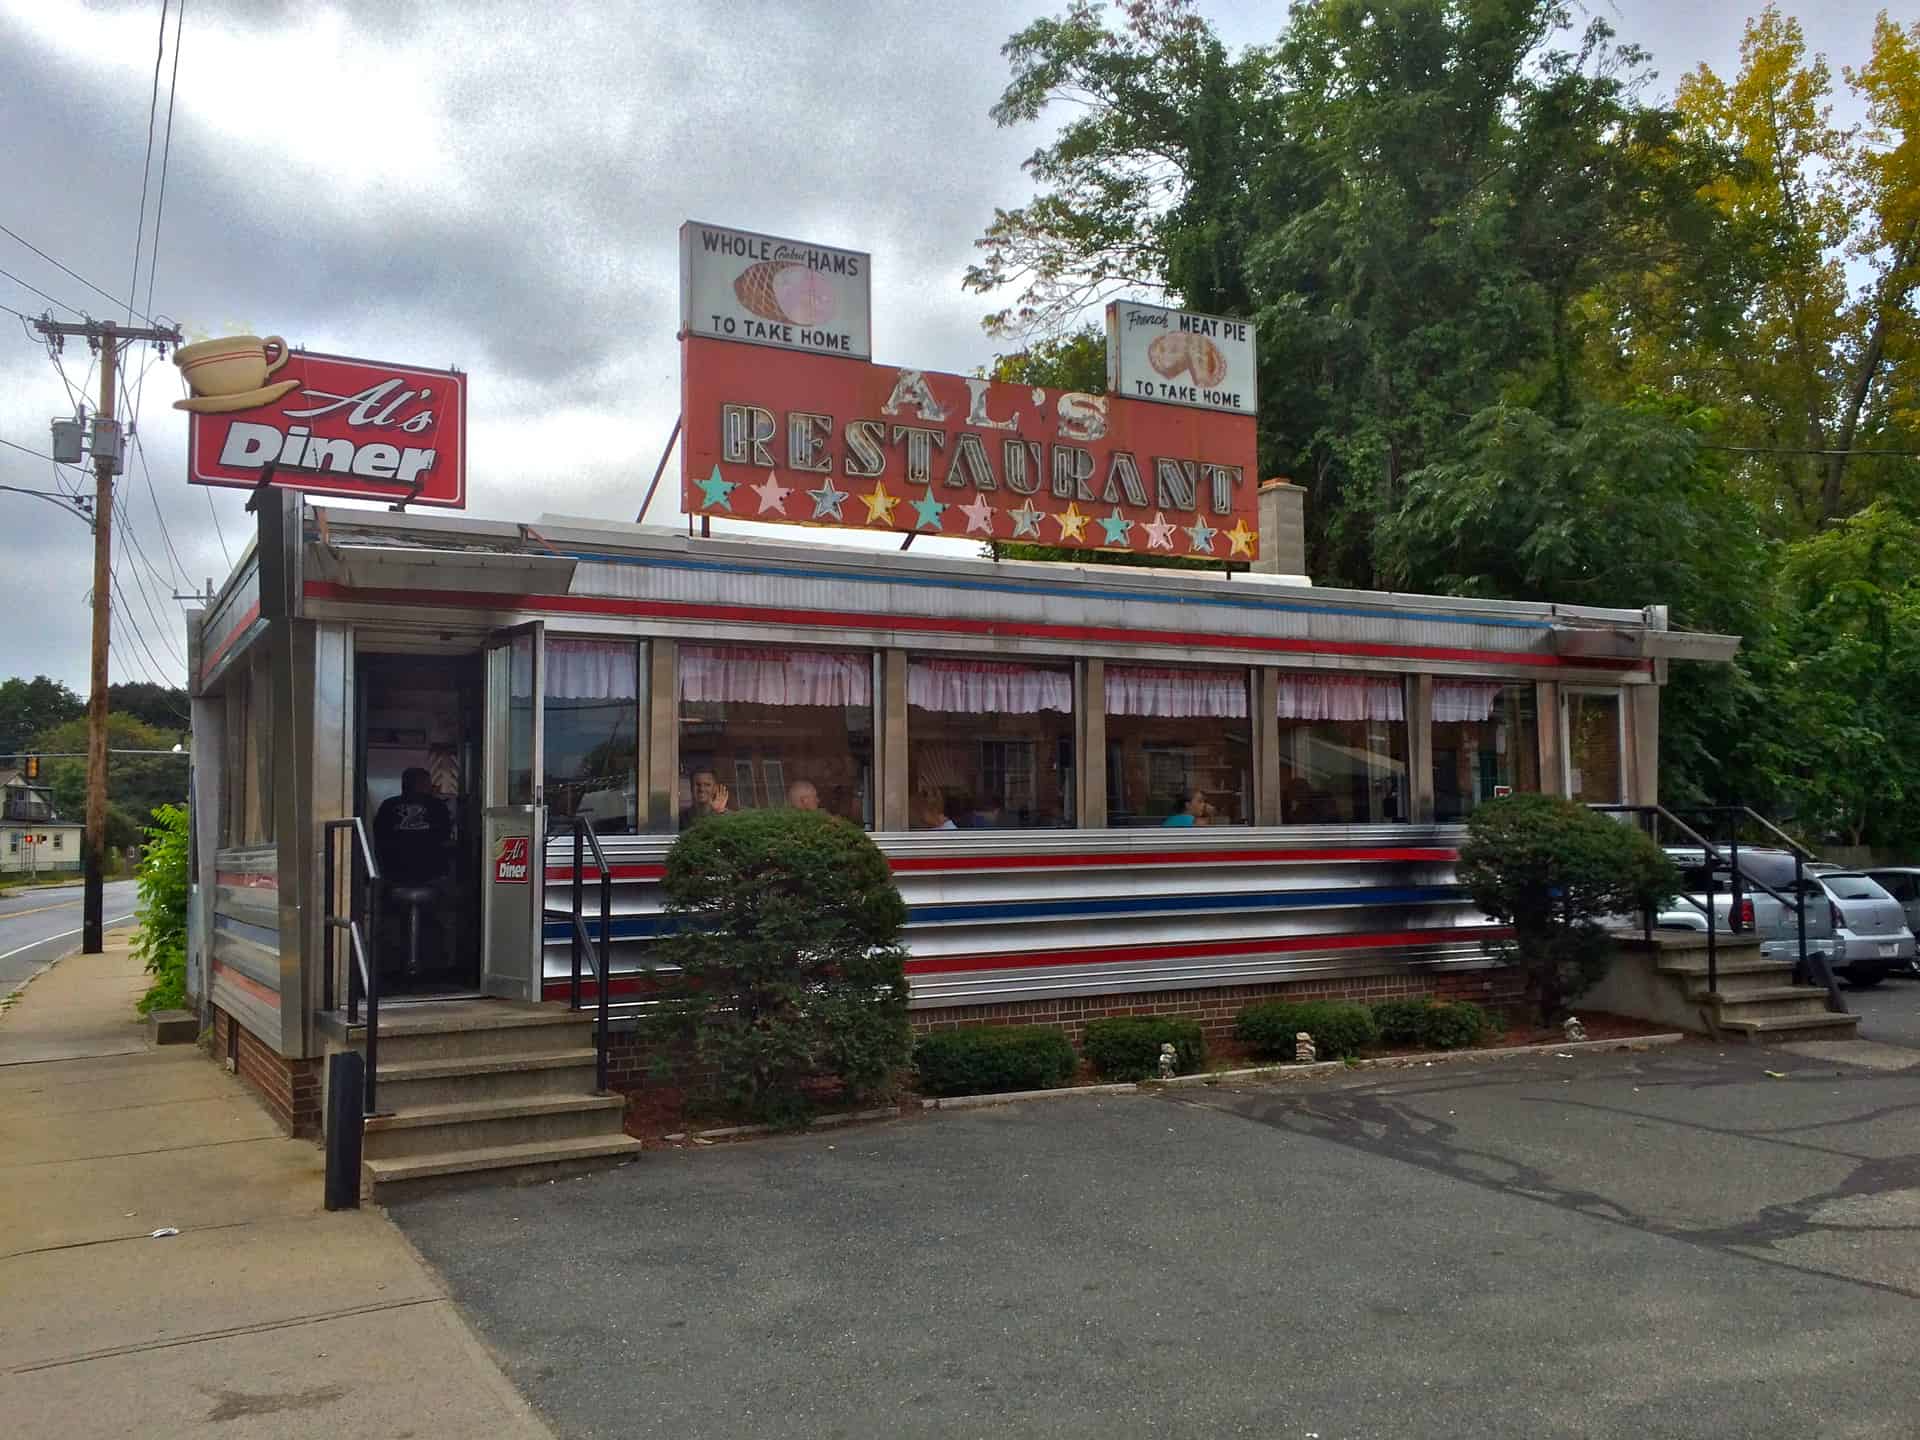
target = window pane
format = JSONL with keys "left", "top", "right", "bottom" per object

{"left": 679, "top": 645, "right": 874, "bottom": 827}
{"left": 1566, "top": 691, "right": 1623, "bottom": 804}
{"left": 908, "top": 657, "right": 1073, "bottom": 829}
{"left": 544, "top": 638, "right": 640, "bottom": 834}
{"left": 503, "top": 633, "right": 538, "bottom": 807}
{"left": 1432, "top": 682, "right": 1539, "bottom": 822}
{"left": 1105, "top": 664, "right": 1251, "bottom": 826}
{"left": 1276, "top": 672, "right": 1409, "bottom": 823}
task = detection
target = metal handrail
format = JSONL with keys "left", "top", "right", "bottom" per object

{"left": 322, "top": 817, "right": 384, "bottom": 1114}
{"left": 1590, "top": 803, "right": 1726, "bottom": 996}
{"left": 568, "top": 815, "right": 612, "bottom": 1092}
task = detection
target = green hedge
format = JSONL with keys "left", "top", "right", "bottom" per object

{"left": 914, "top": 1025, "right": 1078, "bottom": 1097}
{"left": 1370, "top": 999, "right": 1493, "bottom": 1051}
{"left": 1081, "top": 1016, "right": 1205, "bottom": 1080}
{"left": 1235, "top": 1000, "right": 1378, "bottom": 1060}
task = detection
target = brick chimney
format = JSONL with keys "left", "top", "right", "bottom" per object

{"left": 1252, "top": 478, "right": 1306, "bottom": 577}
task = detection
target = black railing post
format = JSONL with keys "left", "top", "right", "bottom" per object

{"left": 597, "top": 856, "right": 611, "bottom": 1092}
{"left": 362, "top": 823, "right": 382, "bottom": 1117}
{"left": 1704, "top": 860, "right": 1718, "bottom": 997}
{"left": 322, "top": 829, "right": 336, "bottom": 1013}
{"left": 324, "top": 1049, "right": 365, "bottom": 1210}
{"left": 346, "top": 833, "right": 362, "bottom": 1027}
{"left": 570, "top": 823, "right": 584, "bottom": 1012}
{"left": 1728, "top": 827, "right": 1744, "bottom": 932}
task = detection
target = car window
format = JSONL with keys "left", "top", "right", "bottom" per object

{"left": 1874, "top": 872, "right": 1919, "bottom": 902}
{"left": 1822, "top": 874, "right": 1891, "bottom": 902}
{"left": 1735, "top": 853, "right": 1801, "bottom": 890}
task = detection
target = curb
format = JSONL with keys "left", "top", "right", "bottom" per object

{"left": 661, "top": 1104, "right": 903, "bottom": 1145}
{"left": 921, "top": 1081, "right": 1137, "bottom": 1112}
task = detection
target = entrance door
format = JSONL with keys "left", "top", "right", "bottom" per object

{"left": 1562, "top": 688, "right": 1624, "bottom": 805}
{"left": 481, "top": 623, "right": 546, "bottom": 1001}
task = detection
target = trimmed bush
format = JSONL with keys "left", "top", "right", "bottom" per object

{"left": 1236, "top": 1000, "right": 1378, "bottom": 1060}
{"left": 1081, "top": 1016, "right": 1206, "bottom": 1080}
{"left": 914, "top": 1025, "right": 1078, "bottom": 1097}
{"left": 1369, "top": 998, "right": 1495, "bottom": 1051}
{"left": 660, "top": 809, "right": 911, "bottom": 1123}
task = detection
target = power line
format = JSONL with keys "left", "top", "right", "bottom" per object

{"left": 1703, "top": 443, "right": 1920, "bottom": 458}
{"left": 120, "top": 388, "right": 190, "bottom": 583}
{"left": 0, "top": 435, "right": 65, "bottom": 464}
{"left": 0, "top": 222, "right": 149, "bottom": 322}
{"left": 0, "top": 263, "right": 76, "bottom": 315}
{"left": 126, "top": 0, "right": 171, "bottom": 328}
{"left": 206, "top": 486, "right": 231, "bottom": 569}
{"left": 142, "top": 0, "right": 185, "bottom": 334}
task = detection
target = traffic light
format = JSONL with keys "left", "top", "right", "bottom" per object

{"left": 23, "top": 754, "right": 37, "bottom": 780}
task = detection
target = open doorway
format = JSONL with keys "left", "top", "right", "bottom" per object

{"left": 356, "top": 651, "right": 485, "bottom": 994}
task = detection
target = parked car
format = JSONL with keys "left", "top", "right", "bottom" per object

{"left": 1804, "top": 868, "right": 1915, "bottom": 986}
{"left": 1862, "top": 867, "right": 1920, "bottom": 977}
{"left": 1653, "top": 847, "right": 1838, "bottom": 968}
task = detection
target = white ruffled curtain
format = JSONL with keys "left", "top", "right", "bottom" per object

{"left": 1276, "top": 674, "right": 1405, "bottom": 722}
{"left": 548, "top": 638, "right": 638, "bottom": 701}
{"left": 1107, "top": 665, "right": 1248, "bottom": 718}
{"left": 1433, "top": 682, "right": 1505, "bottom": 724}
{"left": 908, "top": 658, "right": 1071, "bottom": 715}
{"left": 680, "top": 644, "right": 872, "bottom": 708}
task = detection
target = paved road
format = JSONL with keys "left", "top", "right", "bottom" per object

{"left": 1848, "top": 972, "right": 1920, "bottom": 1049}
{"left": 397, "top": 1043, "right": 1920, "bottom": 1440}
{"left": 0, "top": 880, "right": 138, "bottom": 996}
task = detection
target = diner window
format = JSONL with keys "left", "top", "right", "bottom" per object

{"left": 679, "top": 645, "right": 874, "bottom": 827}
{"left": 1432, "top": 682, "right": 1539, "bottom": 822}
{"left": 545, "top": 638, "right": 641, "bottom": 834}
{"left": 1277, "top": 673, "right": 1409, "bottom": 824}
{"left": 908, "top": 658, "right": 1074, "bottom": 829}
{"left": 1105, "top": 664, "right": 1252, "bottom": 826}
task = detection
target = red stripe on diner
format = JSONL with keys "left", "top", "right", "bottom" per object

{"left": 904, "top": 926, "right": 1508, "bottom": 976}
{"left": 215, "top": 869, "right": 278, "bottom": 890}
{"left": 210, "top": 957, "right": 279, "bottom": 1005}
{"left": 542, "top": 848, "right": 1457, "bottom": 885}
{"left": 301, "top": 580, "right": 1643, "bottom": 672}
{"left": 200, "top": 599, "right": 261, "bottom": 682}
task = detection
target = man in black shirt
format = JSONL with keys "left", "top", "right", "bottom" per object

{"left": 373, "top": 767, "right": 452, "bottom": 886}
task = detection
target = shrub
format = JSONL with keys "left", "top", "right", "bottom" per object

{"left": 1369, "top": 998, "right": 1495, "bottom": 1051}
{"left": 914, "top": 1025, "right": 1078, "bottom": 1097}
{"left": 1457, "top": 794, "right": 1679, "bottom": 1023}
{"left": 1236, "top": 999, "right": 1378, "bottom": 1060}
{"left": 132, "top": 805, "right": 190, "bottom": 1015}
{"left": 1081, "top": 1015, "right": 1205, "bottom": 1079}
{"left": 659, "top": 809, "right": 911, "bottom": 1123}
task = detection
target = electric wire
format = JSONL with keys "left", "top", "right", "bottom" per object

{"left": 141, "top": 0, "right": 185, "bottom": 335}
{"left": 120, "top": 386, "right": 191, "bottom": 586}
{"left": 125, "top": 0, "right": 171, "bottom": 328}
{"left": 0, "top": 223, "right": 146, "bottom": 322}
{"left": 114, "top": 504, "right": 187, "bottom": 668}
{"left": 0, "top": 263, "right": 77, "bottom": 315}
{"left": 206, "top": 487, "right": 231, "bottom": 570}
{"left": 0, "top": 435, "right": 64, "bottom": 464}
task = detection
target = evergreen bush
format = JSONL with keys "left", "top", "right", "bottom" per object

{"left": 914, "top": 1025, "right": 1078, "bottom": 1097}
{"left": 1081, "top": 1015, "right": 1205, "bottom": 1079}
{"left": 660, "top": 809, "right": 911, "bottom": 1123}
{"left": 1369, "top": 998, "right": 1495, "bottom": 1050}
{"left": 1235, "top": 999, "right": 1378, "bottom": 1060}
{"left": 132, "top": 804, "right": 190, "bottom": 1015}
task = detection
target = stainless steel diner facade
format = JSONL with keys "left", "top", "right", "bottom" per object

{"left": 185, "top": 491, "right": 1735, "bottom": 1068}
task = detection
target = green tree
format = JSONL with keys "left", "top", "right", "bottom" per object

{"left": 33, "top": 712, "right": 187, "bottom": 833}
{"left": 132, "top": 805, "right": 191, "bottom": 1014}
{"left": 0, "top": 675, "right": 83, "bottom": 760}
{"left": 108, "top": 682, "right": 190, "bottom": 732}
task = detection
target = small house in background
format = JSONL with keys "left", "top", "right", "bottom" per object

{"left": 0, "top": 768, "right": 82, "bottom": 876}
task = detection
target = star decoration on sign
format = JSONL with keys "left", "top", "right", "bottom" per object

{"left": 1143, "top": 511, "right": 1177, "bottom": 549}
{"left": 1054, "top": 502, "right": 1090, "bottom": 542}
{"left": 959, "top": 494, "right": 996, "bottom": 536}
{"left": 807, "top": 479, "right": 848, "bottom": 521}
{"left": 1008, "top": 499, "right": 1045, "bottom": 539}
{"left": 911, "top": 493, "right": 947, "bottom": 530}
{"left": 1098, "top": 508, "right": 1134, "bottom": 547}
{"left": 750, "top": 471, "right": 790, "bottom": 516}
{"left": 1185, "top": 517, "right": 1218, "bottom": 554}
{"left": 1225, "top": 518, "right": 1257, "bottom": 558}
{"left": 697, "top": 466, "right": 735, "bottom": 512}
{"left": 862, "top": 485, "right": 899, "bottom": 525}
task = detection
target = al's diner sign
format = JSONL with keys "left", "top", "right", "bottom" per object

{"left": 175, "top": 338, "right": 467, "bottom": 508}
{"left": 681, "top": 338, "right": 1260, "bottom": 559}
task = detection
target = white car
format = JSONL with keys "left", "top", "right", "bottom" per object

{"left": 1809, "top": 869, "right": 1916, "bottom": 986}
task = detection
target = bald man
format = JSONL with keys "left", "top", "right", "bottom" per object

{"left": 786, "top": 779, "right": 820, "bottom": 811}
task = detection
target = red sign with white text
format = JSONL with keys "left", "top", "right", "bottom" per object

{"left": 183, "top": 349, "right": 467, "bottom": 508}
{"left": 680, "top": 337, "right": 1260, "bottom": 559}
{"left": 493, "top": 835, "right": 530, "bottom": 885}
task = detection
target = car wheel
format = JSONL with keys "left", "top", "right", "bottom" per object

{"left": 1843, "top": 966, "right": 1886, "bottom": 988}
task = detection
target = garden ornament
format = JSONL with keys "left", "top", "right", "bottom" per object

{"left": 1295, "top": 1031, "right": 1317, "bottom": 1063}
{"left": 1563, "top": 1016, "right": 1587, "bottom": 1043}
{"left": 1157, "top": 1042, "right": 1179, "bottom": 1079}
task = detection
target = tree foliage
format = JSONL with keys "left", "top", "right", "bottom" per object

{"left": 32, "top": 712, "right": 187, "bottom": 834}
{"left": 132, "top": 804, "right": 191, "bottom": 1014}
{"left": 0, "top": 676, "right": 83, "bottom": 760}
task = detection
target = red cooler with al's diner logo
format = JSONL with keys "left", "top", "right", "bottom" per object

{"left": 493, "top": 835, "right": 531, "bottom": 885}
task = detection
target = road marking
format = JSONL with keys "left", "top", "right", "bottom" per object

{"left": 0, "top": 899, "right": 83, "bottom": 921}
{"left": 0, "top": 917, "right": 137, "bottom": 963}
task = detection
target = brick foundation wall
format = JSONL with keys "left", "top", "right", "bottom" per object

{"left": 907, "top": 968, "right": 1522, "bottom": 1049}
{"left": 210, "top": 1006, "right": 323, "bottom": 1137}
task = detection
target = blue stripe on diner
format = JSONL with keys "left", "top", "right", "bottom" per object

{"left": 559, "top": 549, "right": 1558, "bottom": 633}
{"left": 213, "top": 912, "right": 278, "bottom": 947}
{"left": 540, "top": 884, "right": 1468, "bottom": 943}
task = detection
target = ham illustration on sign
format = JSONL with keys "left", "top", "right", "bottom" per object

{"left": 680, "top": 221, "right": 872, "bottom": 360}
{"left": 176, "top": 341, "right": 468, "bottom": 508}
{"left": 493, "top": 835, "right": 531, "bottom": 884}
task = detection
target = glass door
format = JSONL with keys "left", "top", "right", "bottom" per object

{"left": 481, "top": 623, "right": 545, "bottom": 1001}
{"left": 1563, "top": 688, "right": 1624, "bottom": 805}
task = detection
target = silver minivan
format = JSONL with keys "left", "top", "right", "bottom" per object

{"left": 1657, "top": 847, "right": 1837, "bottom": 967}
{"left": 1862, "top": 867, "right": 1920, "bottom": 977}
{"left": 1809, "top": 869, "right": 1916, "bottom": 986}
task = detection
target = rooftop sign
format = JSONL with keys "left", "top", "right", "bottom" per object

{"left": 176, "top": 340, "right": 467, "bottom": 508}
{"left": 679, "top": 221, "right": 872, "bottom": 361}
{"left": 1105, "top": 300, "right": 1257, "bottom": 416}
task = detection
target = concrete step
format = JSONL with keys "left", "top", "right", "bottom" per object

{"left": 1680, "top": 969, "right": 1809, "bottom": 999}
{"left": 1717, "top": 1013, "right": 1862, "bottom": 1045}
{"left": 1707, "top": 991, "right": 1846, "bottom": 1022}
{"left": 364, "top": 1132, "right": 643, "bottom": 1197}
{"left": 368, "top": 1018, "right": 596, "bottom": 1064}
{"left": 363, "top": 1092, "right": 626, "bottom": 1160}
{"left": 1657, "top": 955, "right": 1795, "bottom": 980}
{"left": 374, "top": 1049, "right": 602, "bottom": 1108}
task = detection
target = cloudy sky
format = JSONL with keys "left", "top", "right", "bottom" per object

{"left": 0, "top": 0, "right": 1891, "bottom": 693}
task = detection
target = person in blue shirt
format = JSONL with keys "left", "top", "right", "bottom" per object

{"left": 1162, "top": 791, "right": 1208, "bottom": 826}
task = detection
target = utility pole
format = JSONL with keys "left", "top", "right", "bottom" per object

{"left": 31, "top": 316, "right": 182, "bottom": 951}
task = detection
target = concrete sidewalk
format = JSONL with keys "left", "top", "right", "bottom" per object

{"left": 0, "top": 931, "right": 553, "bottom": 1439}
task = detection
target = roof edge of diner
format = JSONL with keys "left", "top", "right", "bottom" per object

{"left": 298, "top": 502, "right": 1684, "bottom": 634}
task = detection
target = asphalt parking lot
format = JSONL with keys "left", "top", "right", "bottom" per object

{"left": 396, "top": 1040, "right": 1920, "bottom": 1440}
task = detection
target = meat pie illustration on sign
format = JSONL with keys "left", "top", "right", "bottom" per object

{"left": 1147, "top": 331, "right": 1229, "bottom": 388}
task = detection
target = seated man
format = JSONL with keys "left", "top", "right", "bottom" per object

{"left": 678, "top": 767, "right": 732, "bottom": 828}
{"left": 373, "top": 767, "right": 452, "bottom": 885}
{"left": 786, "top": 779, "right": 820, "bottom": 811}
